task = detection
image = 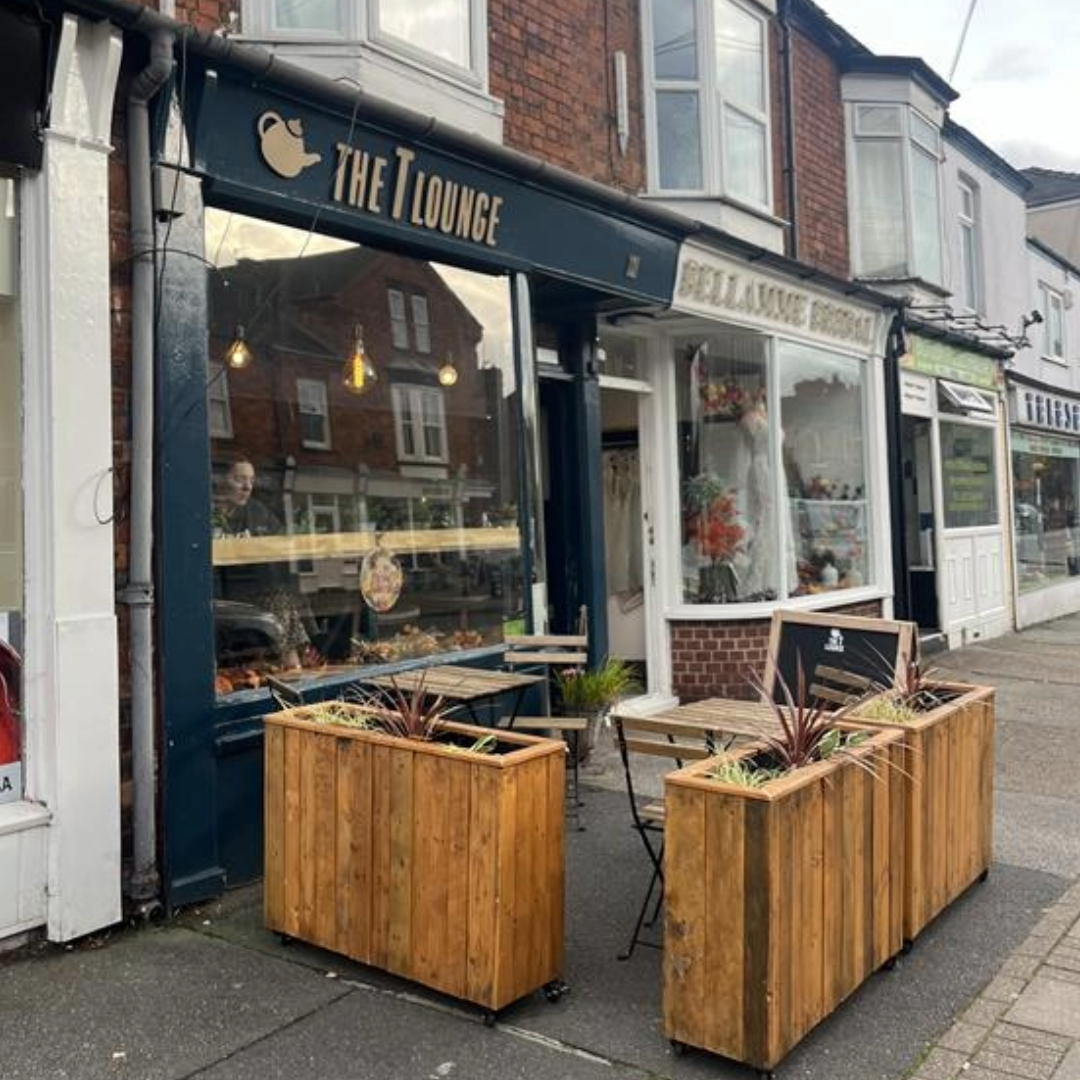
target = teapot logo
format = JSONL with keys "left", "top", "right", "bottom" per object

{"left": 823, "top": 628, "right": 845, "bottom": 654}
{"left": 256, "top": 111, "right": 322, "bottom": 179}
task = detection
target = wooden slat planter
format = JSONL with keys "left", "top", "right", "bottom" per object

{"left": 851, "top": 682, "right": 995, "bottom": 942}
{"left": 663, "top": 727, "right": 905, "bottom": 1073}
{"left": 264, "top": 707, "right": 566, "bottom": 1013}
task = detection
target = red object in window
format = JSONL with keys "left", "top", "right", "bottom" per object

{"left": 0, "top": 640, "right": 20, "bottom": 765}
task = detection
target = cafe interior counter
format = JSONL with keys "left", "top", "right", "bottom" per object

{"left": 212, "top": 526, "right": 521, "bottom": 566}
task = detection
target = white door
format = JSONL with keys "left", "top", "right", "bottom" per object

{"left": 935, "top": 415, "right": 1009, "bottom": 645}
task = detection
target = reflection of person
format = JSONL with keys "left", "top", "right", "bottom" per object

{"left": 214, "top": 455, "right": 310, "bottom": 670}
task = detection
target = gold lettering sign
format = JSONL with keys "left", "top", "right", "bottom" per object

{"left": 676, "top": 257, "right": 874, "bottom": 347}
{"left": 331, "top": 141, "right": 503, "bottom": 248}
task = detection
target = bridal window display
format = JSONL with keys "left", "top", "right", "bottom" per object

{"left": 676, "top": 334, "right": 872, "bottom": 604}
{"left": 779, "top": 343, "right": 869, "bottom": 597}
{"left": 678, "top": 333, "right": 780, "bottom": 604}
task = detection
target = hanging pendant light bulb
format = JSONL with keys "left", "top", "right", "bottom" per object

{"left": 437, "top": 350, "right": 459, "bottom": 387}
{"left": 225, "top": 324, "right": 254, "bottom": 370}
{"left": 342, "top": 323, "right": 377, "bottom": 395}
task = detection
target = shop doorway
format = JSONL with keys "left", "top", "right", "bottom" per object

{"left": 600, "top": 386, "right": 647, "bottom": 681}
{"left": 901, "top": 416, "right": 939, "bottom": 631}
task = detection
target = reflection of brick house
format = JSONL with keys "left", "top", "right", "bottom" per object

{"left": 208, "top": 247, "right": 506, "bottom": 527}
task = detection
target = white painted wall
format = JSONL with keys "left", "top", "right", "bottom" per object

{"left": 9, "top": 14, "right": 123, "bottom": 943}
{"left": 940, "top": 137, "right": 1030, "bottom": 337}
{"left": 1017, "top": 243, "right": 1080, "bottom": 392}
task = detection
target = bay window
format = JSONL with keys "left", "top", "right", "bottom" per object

{"left": 243, "top": 0, "right": 486, "bottom": 85}
{"left": 851, "top": 103, "right": 944, "bottom": 285}
{"left": 646, "top": 0, "right": 771, "bottom": 208}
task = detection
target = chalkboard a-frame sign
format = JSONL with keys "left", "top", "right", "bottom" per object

{"left": 761, "top": 610, "right": 917, "bottom": 706}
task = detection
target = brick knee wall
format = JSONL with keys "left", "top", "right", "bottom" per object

{"left": 670, "top": 600, "right": 884, "bottom": 702}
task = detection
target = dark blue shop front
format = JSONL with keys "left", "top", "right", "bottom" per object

{"left": 155, "top": 59, "right": 686, "bottom": 906}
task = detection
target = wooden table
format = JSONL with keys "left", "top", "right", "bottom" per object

{"left": 613, "top": 696, "right": 785, "bottom": 747}
{"left": 362, "top": 664, "right": 545, "bottom": 726}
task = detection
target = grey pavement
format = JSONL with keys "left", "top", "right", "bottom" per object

{"left": 6, "top": 614, "right": 1080, "bottom": 1079}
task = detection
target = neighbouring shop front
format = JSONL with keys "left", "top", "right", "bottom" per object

{"left": 157, "top": 55, "right": 686, "bottom": 904}
{"left": 896, "top": 332, "right": 1011, "bottom": 648}
{"left": 595, "top": 242, "right": 895, "bottom": 702}
{"left": 1008, "top": 375, "right": 1080, "bottom": 626}
{"left": 0, "top": 1, "right": 123, "bottom": 943}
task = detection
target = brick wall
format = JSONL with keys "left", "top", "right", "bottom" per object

{"left": 489, "top": 0, "right": 645, "bottom": 193}
{"left": 670, "top": 601, "right": 884, "bottom": 702}
{"left": 787, "top": 29, "right": 850, "bottom": 278}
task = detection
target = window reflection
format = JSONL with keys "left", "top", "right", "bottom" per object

{"left": 207, "top": 210, "right": 523, "bottom": 694}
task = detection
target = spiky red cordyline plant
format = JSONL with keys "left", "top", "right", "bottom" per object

{"left": 748, "top": 657, "right": 861, "bottom": 773}
{"left": 346, "top": 673, "right": 452, "bottom": 741}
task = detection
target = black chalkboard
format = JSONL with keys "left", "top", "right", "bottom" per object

{"left": 763, "top": 610, "right": 916, "bottom": 708}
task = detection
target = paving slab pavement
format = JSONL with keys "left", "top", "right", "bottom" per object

{"left": 6, "top": 612, "right": 1080, "bottom": 1079}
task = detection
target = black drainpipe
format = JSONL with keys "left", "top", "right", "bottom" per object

{"left": 778, "top": 0, "right": 799, "bottom": 261}
{"left": 884, "top": 313, "right": 912, "bottom": 621}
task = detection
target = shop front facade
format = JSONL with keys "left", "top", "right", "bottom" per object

{"left": 896, "top": 332, "right": 1011, "bottom": 648}
{"left": 0, "top": 2, "right": 123, "bottom": 942}
{"left": 595, "top": 241, "right": 895, "bottom": 702}
{"left": 1009, "top": 377, "right": 1080, "bottom": 627}
{"left": 155, "top": 48, "right": 688, "bottom": 904}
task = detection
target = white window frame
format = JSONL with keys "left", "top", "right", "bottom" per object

{"left": 296, "top": 377, "right": 331, "bottom": 449}
{"left": 849, "top": 102, "right": 945, "bottom": 285}
{"left": 392, "top": 383, "right": 448, "bottom": 464}
{"left": 388, "top": 288, "right": 432, "bottom": 353}
{"left": 207, "top": 362, "right": 233, "bottom": 439}
{"left": 242, "top": 0, "right": 487, "bottom": 88}
{"left": 956, "top": 176, "right": 981, "bottom": 313}
{"left": 411, "top": 294, "right": 431, "bottom": 354}
{"left": 1040, "top": 283, "right": 1066, "bottom": 362}
{"left": 388, "top": 289, "right": 409, "bottom": 349}
{"left": 643, "top": 0, "right": 772, "bottom": 210}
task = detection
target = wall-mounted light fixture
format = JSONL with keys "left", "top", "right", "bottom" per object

{"left": 224, "top": 324, "right": 254, "bottom": 369}
{"left": 342, "top": 324, "right": 377, "bottom": 395}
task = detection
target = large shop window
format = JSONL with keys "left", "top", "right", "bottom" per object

{"left": 646, "top": 0, "right": 770, "bottom": 207}
{"left": 1012, "top": 431, "right": 1080, "bottom": 593}
{"left": 0, "top": 177, "right": 22, "bottom": 798}
{"left": 206, "top": 210, "right": 523, "bottom": 694}
{"left": 676, "top": 332, "right": 870, "bottom": 605}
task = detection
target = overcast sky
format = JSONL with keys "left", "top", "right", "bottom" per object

{"left": 816, "top": 0, "right": 1080, "bottom": 173}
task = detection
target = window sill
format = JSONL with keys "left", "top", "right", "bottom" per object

{"left": 0, "top": 800, "right": 52, "bottom": 838}
{"left": 231, "top": 37, "right": 504, "bottom": 144}
{"left": 666, "top": 585, "right": 889, "bottom": 621}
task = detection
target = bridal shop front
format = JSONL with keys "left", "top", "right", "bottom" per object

{"left": 602, "top": 241, "right": 895, "bottom": 700}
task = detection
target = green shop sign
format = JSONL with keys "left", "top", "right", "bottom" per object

{"left": 1012, "top": 430, "right": 1080, "bottom": 459}
{"left": 902, "top": 335, "right": 1001, "bottom": 391}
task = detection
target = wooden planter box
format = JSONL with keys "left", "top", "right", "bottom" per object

{"left": 851, "top": 681, "right": 995, "bottom": 941}
{"left": 663, "top": 727, "right": 905, "bottom": 1073}
{"left": 264, "top": 707, "right": 566, "bottom": 1014}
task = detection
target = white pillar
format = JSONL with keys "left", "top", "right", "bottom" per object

{"left": 21, "top": 14, "right": 124, "bottom": 941}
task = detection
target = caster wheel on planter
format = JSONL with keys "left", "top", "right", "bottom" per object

{"left": 543, "top": 979, "right": 569, "bottom": 1003}
{"left": 482, "top": 1010, "right": 498, "bottom": 1028}
{"left": 978, "top": 867, "right": 990, "bottom": 884}
{"left": 669, "top": 1040, "right": 687, "bottom": 1057}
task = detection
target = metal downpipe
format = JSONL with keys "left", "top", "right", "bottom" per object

{"left": 124, "top": 28, "right": 174, "bottom": 904}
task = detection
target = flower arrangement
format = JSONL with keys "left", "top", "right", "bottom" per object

{"left": 699, "top": 377, "right": 748, "bottom": 418}
{"left": 685, "top": 473, "right": 745, "bottom": 602}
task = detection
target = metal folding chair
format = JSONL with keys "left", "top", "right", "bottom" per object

{"left": 612, "top": 713, "right": 715, "bottom": 960}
